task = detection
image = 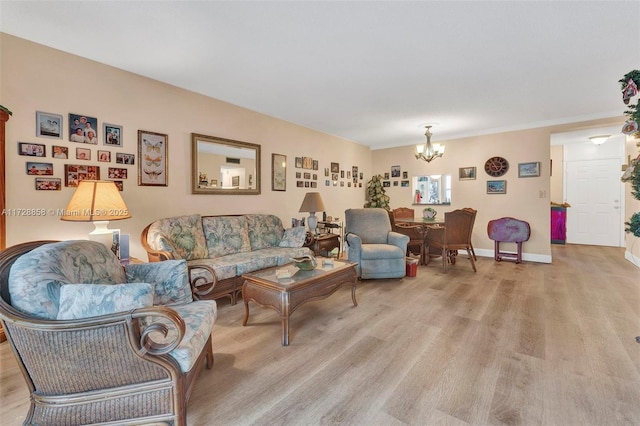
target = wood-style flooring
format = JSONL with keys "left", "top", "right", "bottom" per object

{"left": 1, "top": 244, "right": 639, "bottom": 425}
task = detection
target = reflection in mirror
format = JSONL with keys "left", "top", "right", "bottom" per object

{"left": 412, "top": 174, "right": 451, "bottom": 205}
{"left": 191, "top": 133, "right": 261, "bottom": 195}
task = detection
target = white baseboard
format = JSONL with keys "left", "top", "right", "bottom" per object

{"left": 624, "top": 250, "right": 640, "bottom": 269}
{"left": 474, "top": 248, "right": 552, "bottom": 264}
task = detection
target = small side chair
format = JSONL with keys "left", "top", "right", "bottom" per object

{"left": 426, "top": 208, "right": 477, "bottom": 273}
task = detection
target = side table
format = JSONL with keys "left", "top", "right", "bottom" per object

{"left": 306, "top": 233, "right": 341, "bottom": 258}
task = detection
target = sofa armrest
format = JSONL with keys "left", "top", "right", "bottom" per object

{"left": 141, "top": 223, "right": 180, "bottom": 262}
{"left": 387, "top": 231, "right": 410, "bottom": 249}
{"left": 187, "top": 264, "right": 218, "bottom": 299}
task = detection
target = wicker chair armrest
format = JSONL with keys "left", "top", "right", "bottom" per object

{"left": 131, "top": 306, "right": 185, "bottom": 356}
{"left": 187, "top": 264, "right": 218, "bottom": 298}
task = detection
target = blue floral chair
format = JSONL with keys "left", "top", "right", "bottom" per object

{"left": 345, "top": 208, "right": 410, "bottom": 279}
{"left": 0, "top": 240, "right": 217, "bottom": 426}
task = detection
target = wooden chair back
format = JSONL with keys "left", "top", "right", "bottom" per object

{"left": 392, "top": 207, "right": 415, "bottom": 220}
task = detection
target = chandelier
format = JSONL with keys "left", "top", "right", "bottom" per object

{"left": 415, "top": 125, "right": 444, "bottom": 162}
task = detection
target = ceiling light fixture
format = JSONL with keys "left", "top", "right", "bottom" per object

{"left": 589, "top": 134, "right": 611, "bottom": 145}
{"left": 415, "top": 125, "right": 444, "bottom": 162}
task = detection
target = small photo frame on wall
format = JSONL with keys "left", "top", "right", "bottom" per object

{"left": 98, "top": 150, "right": 111, "bottom": 162}
{"left": 18, "top": 142, "right": 46, "bottom": 157}
{"left": 52, "top": 145, "right": 68, "bottom": 159}
{"left": 272, "top": 153, "right": 286, "bottom": 191}
{"left": 108, "top": 167, "right": 128, "bottom": 179}
{"left": 487, "top": 180, "right": 507, "bottom": 194}
{"left": 36, "top": 111, "right": 62, "bottom": 139}
{"left": 518, "top": 162, "right": 541, "bottom": 178}
{"left": 331, "top": 162, "right": 340, "bottom": 173}
{"left": 116, "top": 153, "right": 135, "bottom": 164}
{"left": 64, "top": 164, "right": 100, "bottom": 187}
{"left": 26, "top": 162, "right": 53, "bottom": 175}
{"left": 35, "top": 177, "right": 62, "bottom": 191}
{"left": 69, "top": 113, "right": 98, "bottom": 144}
{"left": 76, "top": 147, "right": 91, "bottom": 160}
{"left": 459, "top": 166, "right": 476, "bottom": 180}
{"left": 104, "top": 123, "right": 123, "bottom": 147}
{"left": 138, "top": 130, "right": 168, "bottom": 186}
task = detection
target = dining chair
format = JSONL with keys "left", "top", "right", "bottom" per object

{"left": 426, "top": 208, "right": 477, "bottom": 272}
{"left": 462, "top": 207, "right": 478, "bottom": 260}
{"left": 391, "top": 208, "right": 426, "bottom": 265}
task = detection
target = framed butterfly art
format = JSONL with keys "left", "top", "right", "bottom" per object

{"left": 138, "top": 130, "right": 168, "bottom": 186}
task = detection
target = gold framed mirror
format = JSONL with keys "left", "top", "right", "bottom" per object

{"left": 191, "top": 133, "right": 261, "bottom": 195}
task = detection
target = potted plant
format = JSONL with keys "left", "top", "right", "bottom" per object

{"left": 620, "top": 70, "right": 640, "bottom": 237}
{"left": 364, "top": 175, "right": 390, "bottom": 210}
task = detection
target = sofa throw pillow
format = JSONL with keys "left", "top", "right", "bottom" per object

{"left": 125, "top": 259, "right": 193, "bottom": 306}
{"left": 57, "top": 282, "right": 154, "bottom": 320}
{"left": 278, "top": 226, "right": 307, "bottom": 248}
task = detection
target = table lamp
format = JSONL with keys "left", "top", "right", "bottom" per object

{"left": 60, "top": 180, "right": 131, "bottom": 248}
{"left": 299, "top": 192, "right": 326, "bottom": 234}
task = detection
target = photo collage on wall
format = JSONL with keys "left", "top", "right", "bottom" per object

{"left": 21, "top": 111, "right": 145, "bottom": 191}
{"left": 381, "top": 165, "right": 409, "bottom": 188}
{"left": 293, "top": 157, "right": 363, "bottom": 189}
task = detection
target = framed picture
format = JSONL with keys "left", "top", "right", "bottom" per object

{"left": 295, "top": 157, "right": 303, "bottom": 168}
{"left": 52, "top": 145, "right": 68, "bottom": 159}
{"left": 401, "top": 180, "right": 410, "bottom": 187}
{"left": 69, "top": 113, "right": 98, "bottom": 144}
{"left": 383, "top": 180, "right": 390, "bottom": 187}
{"left": 312, "top": 160, "right": 318, "bottom": 170}
{"left": 391, "top": 165, "right": 401, "bottom": 178}
{"left": 331, "top": 162, "right": 340, "bottom": 173}
{"left": 402, "top": 171, "right": 408, "bottom": 179}
{"left": 36, "top": 111, "right": 62, "bottom": 139}
{"left": 518, "top": 162, "right": 541, "bottom": 178}
{"left": 138, "top": 130, "right": 168, "bottom": 186}
{"left": 104, "top": 123, "right": 123, "bottom": 147}
{"left": 303, "top": 172, "right": 311, "bottom": 179}
{"left": 64, "top": 164, "right": 100, "bottom": 187}
{"left": 324, "top": 167, "right": 329, "bottom": 177}
{"left": 459, "top": 166, "right": 477, "bottom": 180}
{"left": 18, "top": 142, "right": 46, "bottom": 157}
{"left": 76, "top": 147, "right": 91, "bottom": 160}
{"left": 272, "top": 153, "right": 286, "bottom": 191}
{"left": 487, "top": 180, "right": 507, "bottom": 194}
{"left": 116, "top": 152, "right": 135, "bottom": 164}
{"left": 98, "top": 150, "right": 111, "bottom": 162}
{"left": 112, "top": 180, "right": 124, "bottom": 191}
{"left": 384, "top": 172, "right": 390, "bottom": 180}
{"left": 303, "top": 157, "right": 313, "bottom": 169}
{"left": 108, "top": 167, "right": 128, "bottom": 179}
{"left": 35, "top": 177, "right": 61, "bottom": 190}
{"left": 26, "top": 162, "right": 53, "bottom": 175}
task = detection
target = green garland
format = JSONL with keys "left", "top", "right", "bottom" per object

{"left": 620, "top": 70, "right": 640, "bottom": 138}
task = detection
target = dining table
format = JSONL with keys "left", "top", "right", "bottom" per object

{"left": 393, "top": 217, "right": 445, "bottom": 265}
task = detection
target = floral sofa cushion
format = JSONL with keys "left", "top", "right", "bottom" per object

{"left": 278, "top": 226, "right": 307, "bottom": 248}
{"left": 147, "top": 214, "right": 209, "bottom": 261}
{"left": 202, "top": 216, "right": 252, "bottom": 258}
{"left": 9, "top": 240, "right": 127, "bottom": 319}
{"left": 245, "top": 214, "right": 285, "bottom": 250}
{"left": 125, "top": 260, "right": 193, "bottom": 306}
{"left": 57, "top": 282, "right": 154, "bottom": 320}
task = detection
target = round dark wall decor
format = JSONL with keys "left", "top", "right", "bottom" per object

{"left": 484, "top": 156, "right": 509, "bottom": 177}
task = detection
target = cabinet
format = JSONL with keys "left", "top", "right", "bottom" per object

{"left": 306, "top": 233, "right": 341, "bottom": 258}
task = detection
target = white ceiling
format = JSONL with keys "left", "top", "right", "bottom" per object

{"left": 1, "top": 1, "right": 638, "bottom": 149}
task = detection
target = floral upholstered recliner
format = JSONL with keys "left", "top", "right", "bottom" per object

{"left": 0, "top": 240, "right": 216, "bottom": 426}
{"left": 141, "top": 214, "right": 313, "bottom": 303}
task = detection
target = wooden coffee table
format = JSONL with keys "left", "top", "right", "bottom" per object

{"left": 242, "top": 259, "right": 358, "bottom": 346}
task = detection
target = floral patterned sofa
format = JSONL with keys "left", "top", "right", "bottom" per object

{"left": 141, "top": 214, "right": 313, "bottom": 303}
{"left": 0, "top": 240, "right": 216, "bottom": 425}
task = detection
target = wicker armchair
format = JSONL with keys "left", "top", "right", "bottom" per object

{"left": 0, "top": 240, "right": 217, "bottom": 426}
{"left": 390, "top": 207, "right": 427, "bottom": 265}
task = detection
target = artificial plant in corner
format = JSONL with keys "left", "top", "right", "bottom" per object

{"left": 364, "top": 174, "right": 390, "bottom": 210}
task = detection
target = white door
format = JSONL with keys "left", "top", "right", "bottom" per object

{"left": 565, "top": 159, "right": 622, "bottom": 246}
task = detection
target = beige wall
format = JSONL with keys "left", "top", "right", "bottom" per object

{"left": 374, "top": 129, "right": 553, "bottom": 261}
{"left": 2, "top": 33, "right": 637, "bottom": 266}
{"left": 1, "top": 34, "right": 371, "bottom": 259}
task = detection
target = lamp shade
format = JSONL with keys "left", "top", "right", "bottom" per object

{"left": 60, "top": 180, "right": 131, "bottom": 222}
{"left": 298, "top": 192, "right": 326, "bottom": 213}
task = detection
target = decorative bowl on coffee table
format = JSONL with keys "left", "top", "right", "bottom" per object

{"left": 292, "top": 255, "right": 317, "bottom": 270}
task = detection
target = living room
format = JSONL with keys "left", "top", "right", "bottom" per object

{"left": 1, "top": 2, "right": 640, "bottom": 425}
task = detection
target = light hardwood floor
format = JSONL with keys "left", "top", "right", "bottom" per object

{"left": 1, "top": 244, "right": 639, "bottom": 425}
